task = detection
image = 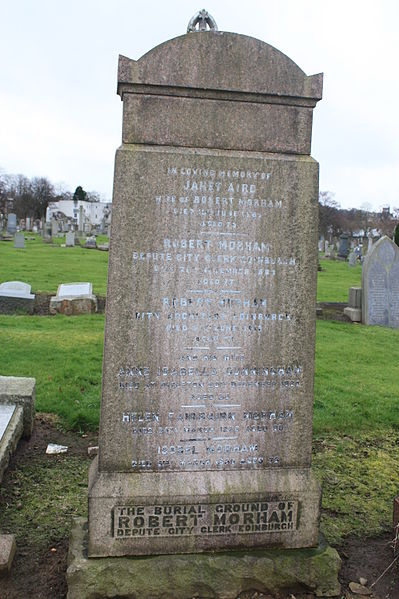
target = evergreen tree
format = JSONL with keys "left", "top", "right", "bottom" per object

{"left": 73, "top": 186, "right": 87, "bottom": 202}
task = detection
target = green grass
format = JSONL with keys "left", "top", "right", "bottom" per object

{"left": 0, "top": 314, "right": 104, "bottom": 430}
{"left": 314, "top": 319, "right": 399, "bottom": 434}
{"left": 0, "top": 235, "right": 109, "bottom": 294}
{"left": 0, "top": 452, "right": 89, "bottom": 549}
{"left": 317, "top": 257, "right": 362, "bottom": 302}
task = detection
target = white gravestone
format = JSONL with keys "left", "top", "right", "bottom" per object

{"left": 0, "top": 282, "right": 35, "bottom": 299}
{"left": 0, "top": 281, "right": 35, "bottom": 314}
{"left": 57, "top": 283, "right": 93, "bottom": 298}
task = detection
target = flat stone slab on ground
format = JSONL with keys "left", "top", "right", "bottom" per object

{"left": 67, "top": 518, "right": 341, "bottom": 599}
{"left": 0, "top": 535, "right": 16, "bottom": 575}
{"left": 0, "top": 404, "right": 16, "bottom": 439}
{"left": 0, "top": 404, "right": 24, "bottom": 483}
{"left": 0, "top": 376, "right": 36, "bottom": 437}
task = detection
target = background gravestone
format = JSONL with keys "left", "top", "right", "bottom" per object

{"left": 66, "top": 231, "right": 75, "bottom": 247}
{"left": 7, "top": 214, "right": 17, "bottom": 235}
{"left": 362, "top": 236, "right": 399, "bottom": 327}
{"left": 338, "top": 233, "right": 349, "bottom": 258}
{"left": 87, "top": 27, "right": 324, "bottom": 560}
{"left": 348, "top": 251, "right": 357, "bottom": 267}
{"left": 14, "top": 233, "right": 25, "bottom": 249}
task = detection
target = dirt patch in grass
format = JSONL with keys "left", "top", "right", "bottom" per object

{"left": 0, "top": 415, "right": 398, "bottom": 599}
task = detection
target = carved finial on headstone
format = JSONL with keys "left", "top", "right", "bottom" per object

{"left": 187, "top": 9, "right": 218, "bottom": 33}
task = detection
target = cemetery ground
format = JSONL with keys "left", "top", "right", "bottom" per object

{"left": 0, "top": 239, "right": 398, "bottom": 598}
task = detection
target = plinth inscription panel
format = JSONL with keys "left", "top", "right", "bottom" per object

{"left": 100, "top": 146, "right": 318, "bottom": 474}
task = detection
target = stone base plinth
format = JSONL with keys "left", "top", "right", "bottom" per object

{"left": 67, "top": 518, "right": 341, "bottom": 599}
{"left": 344, "top": 307, "right": 362, "bottom": 322}
{"left": 0, "top": 296, "right": 34, "bottom": 315}
{"left": 49, "top": 296, "right": 97, "bottom": 315}
{"left": 88, "top": 458, "right": 322, "bottom": 556}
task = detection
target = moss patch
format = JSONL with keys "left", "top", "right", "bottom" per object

{"left": 313, "top": 430, "right": 399, "bottom": 544}
{"left": 0, "top": 453, "right": 89, "bottom": 550}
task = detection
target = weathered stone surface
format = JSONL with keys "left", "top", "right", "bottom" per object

{"left": 49, "top": 282, "right": 97, "bottom": 315}
{"left": 88, "top": 27, "right": 324, "bottom": 560}
{"left": 89, "top": 145, "right": 321, "bottom": 555}
{"left": 0, "top": 535, "right": 16, "bottom": 575}
{"left": 362, "top": 236, "right": 399, "bottom": 327}
{"left": 0, "top": 405, "right": 24, "bottom": 483}
{"left": 68, "top": 518, "right": 341, "bottom": 599}
{"left": 0, "top": 376, "right": 36, "bottom": 437}
{"left": 89, "top": 456, "right": 322, "bottom": 556}
{"left": 118, "top": 32, "right": 322, "bottom": 154}
{"left": 49, "top": 297, "right": 97, "bottom": 315}
{"left": 348, "top": 287, "right": 362, "bottom": 309}
{"left": 344, "top": 307, "right": 361, "bottom": 322}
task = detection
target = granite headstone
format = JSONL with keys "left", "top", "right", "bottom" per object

{"left": 362, "top": 236, "right": 399, "bottom": 327}
{"left": 88, "top": 30, "right": 323, "bottom": 559}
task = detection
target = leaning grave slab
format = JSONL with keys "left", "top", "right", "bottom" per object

{"left": 68, "top": 13, "right": 340, "bottom": 599}
{"left": 0, "top": 281, "right": 35, "bottom": 315}
{"left": 50, "top": 282, "right": 97, "bottom": 315}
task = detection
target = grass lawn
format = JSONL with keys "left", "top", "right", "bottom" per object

{"left": 0, "top": 235, "right": 109, "bottom": 294}
{"left": 317, "top": 257, "right": 362, "bottom": 302}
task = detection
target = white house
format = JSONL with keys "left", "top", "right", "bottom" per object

{"left": 46, "top": 199, "right": 111, "bottom": 230}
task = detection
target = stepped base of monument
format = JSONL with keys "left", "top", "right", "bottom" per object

{"left": 67, "top": 518, "right": 341, "bottom": 599}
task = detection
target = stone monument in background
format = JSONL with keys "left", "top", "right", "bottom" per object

{"left": 362, "top": 236, "right": 399, "bottom": 327}
{"left": 68, "top": 11, "right": 340, "bottom": 599}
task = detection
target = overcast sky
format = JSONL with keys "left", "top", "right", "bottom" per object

{"left": 1, "top": 0, "right": 398, "bottom": 211}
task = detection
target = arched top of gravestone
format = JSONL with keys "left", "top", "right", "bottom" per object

{"left": 118, "top": 32, "right": 322, "bottom": 101}
{"left": 362, "top": 235, "right": 398, "bottom": 276}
